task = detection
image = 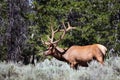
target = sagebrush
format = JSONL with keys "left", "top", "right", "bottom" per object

{"left": 0, "top": 57, "right": 120, "bottom": 80}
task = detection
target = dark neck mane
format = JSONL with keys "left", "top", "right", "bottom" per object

{"left": 52, "top": 47, "right": 68, "bottom": 62}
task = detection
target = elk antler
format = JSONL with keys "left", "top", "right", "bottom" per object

{"left": 46, "top": 24, "right": 60, "bottom": 43}
{"left": 49, "top": 25, "right": 59, "bottom": 43}
{"left": 52, "top": 22, "right": 76, "bottom": 44}
{"left": 42, "top": 22, "right": 76, "bottom": 45}
{"left": 62, "top": 22, "right": 76, "bottom": 32}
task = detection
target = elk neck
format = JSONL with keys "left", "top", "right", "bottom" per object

{"left": 52, "top": 47, "right": 68, "bottom": 62}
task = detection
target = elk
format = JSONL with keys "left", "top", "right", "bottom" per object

{"left": 42, "top": 22, "right": 107, "bottom": 69}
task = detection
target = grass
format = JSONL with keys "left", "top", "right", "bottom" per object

{"left": 0, "top": 57, "right": 120, "bottom": 80}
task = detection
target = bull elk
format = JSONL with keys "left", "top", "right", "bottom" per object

{"left": 42, "top": 22, "right": 107, "bottom": 69}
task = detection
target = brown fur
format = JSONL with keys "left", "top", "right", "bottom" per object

{"left": 44, "top": 44, "right": 107, "bottom": 69}
{"left": 63, "top": 44, "right": 107, "bottom": 69}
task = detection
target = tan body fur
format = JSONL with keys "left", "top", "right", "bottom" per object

{"left": 62, "top": 44, "right": 107, "bottom": 68}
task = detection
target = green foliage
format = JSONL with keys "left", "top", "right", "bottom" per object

{"left": 34, "top": 0, "right": 120, "bottom": 53}
{"left": 0, "top": 0, "right": 120, "bottom": 61}
{"left": 26, "top": 0, "right": 120, "bottom": 60}
{"left": 0, "top": 0, "right": 8, "bottom": 61}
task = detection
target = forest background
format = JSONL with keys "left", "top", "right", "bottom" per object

{"left": 0, "top": 0, "right": 120, "bottom": 64}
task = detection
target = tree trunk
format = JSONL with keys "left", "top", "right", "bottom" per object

{"left": 6, "top": 0, "right": 29, "bottom": 62}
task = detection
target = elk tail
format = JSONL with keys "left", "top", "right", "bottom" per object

{"left": 97, "top": 44, "right": 107, "bottom": 55}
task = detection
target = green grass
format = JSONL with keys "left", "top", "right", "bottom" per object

{"left": 0, "top": 57, "right": 120, "bottom": 80}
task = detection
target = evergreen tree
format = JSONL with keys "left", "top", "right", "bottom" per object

{"left": 33, "top": 0, "right": 120, "bottom": 57}
{"left": 6, "top": 0, "right": 30, "bottom": 62}
{"left": 0, "top": 0, "right": 120, "bottom": 62}
{"left": 0, "top": 0, "right": 8, "bottom": 61}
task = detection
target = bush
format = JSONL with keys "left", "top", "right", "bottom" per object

{"left": 0, "top": 57, "right": 120, "bottom": 80}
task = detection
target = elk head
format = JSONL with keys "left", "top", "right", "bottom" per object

{"left": 42, "top": 22, "right": 76, "bottom": 56}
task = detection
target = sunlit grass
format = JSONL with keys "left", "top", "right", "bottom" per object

{"left": 0, "top": 57, "right": 120, "bottom": 80}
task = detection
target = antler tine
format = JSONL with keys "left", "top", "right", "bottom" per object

{"left": 49, "top": 24, "right": 60, "bottom": 43}
{"left": 50, "top": 25, "right": 54, "bottom": 42}
{"left": 47, "top": 35, "right": 51, "bottom": 42}
{"left": 58, "top": 22, "right": 77, "bottom": 40}
{"left": 41, "top": 38, "right": 50, "bottom": 46}
{"left": 66, "top": 22, "right": 76, "bottom": 31}
{"left": 49, "top": 22, "right": 76, "bottom": 44}
{"left": 52, "top": 22, "right": 68, "bottom": 44}
{"left": 60, "top": 22, "right": 76, "bottom": 32}
{"left": 60, "top": 22, "right": 67, "bottom": 39}
{"left": 52, "top": 22, "right": 66, "bottom": 44}
{"left": 53, "top": 22, "right": 76, "bottom": 44}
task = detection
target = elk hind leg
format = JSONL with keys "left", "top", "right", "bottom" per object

{"left": 96, "top": 56, "right": 104, "bottom": 65}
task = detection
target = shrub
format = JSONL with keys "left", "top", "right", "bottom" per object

{"left": 0, "top": 57, "right": 120, "bottom": 80}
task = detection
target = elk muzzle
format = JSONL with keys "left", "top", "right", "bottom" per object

{"left": 44, "top": 49, "right": 53, "bottom": 56}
